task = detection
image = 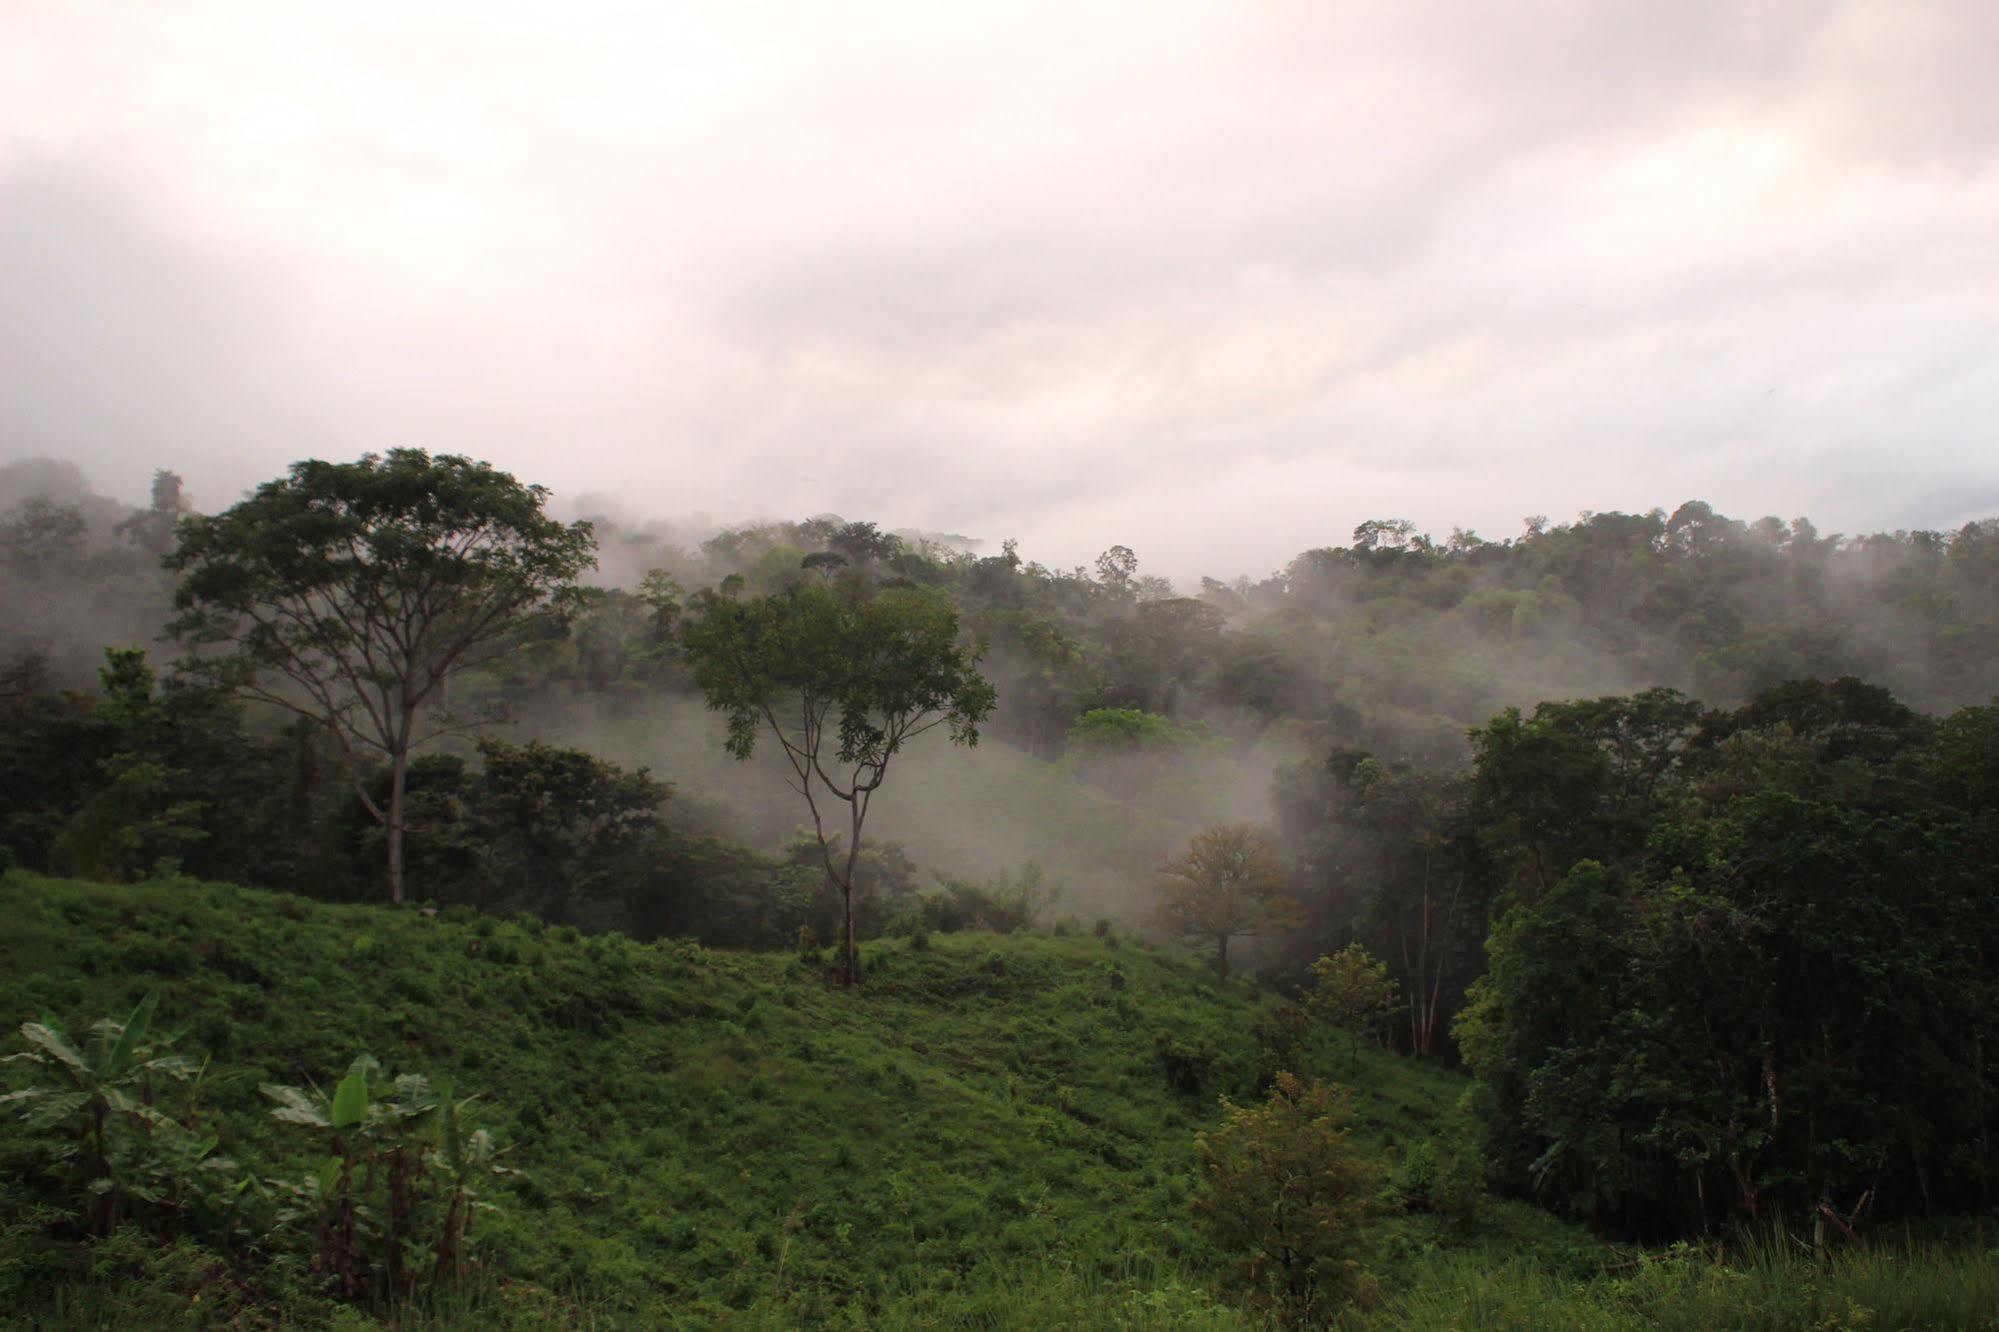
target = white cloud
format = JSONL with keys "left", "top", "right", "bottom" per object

{"left": 2, "top": 0, "right": 1995, "bottom": 581}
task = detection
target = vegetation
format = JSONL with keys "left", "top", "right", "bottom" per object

{"left": 1154, "top": 823, "right": 1303, "bottom": 979}
{"left": 1194, "top": 1073, "right": 1385, "bottom": 1325}
{"left": 1, "top": 454, "right": 1996, "bottom": 1326}
{"left": 681, "top": 577, "right": 996, "bottom": 983}
{"left": 0, "top": 870, "right": 1469, "bottom": 1326}
{"left": 164, "top": 449, "right": 597, "bottom": 903}
{"left": 1307, "top": 945, "right": 1402, "bottom": 1071}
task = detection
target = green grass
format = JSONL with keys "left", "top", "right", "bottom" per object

{"left": 3, "top": 871, "right": 1993, "bottom": 1330}
{"left": 1370, "top": 1231, "right": 1999, "bottom": 1331}
{"left": 0, "top": 870, "right": 1466, "bottom": 1327}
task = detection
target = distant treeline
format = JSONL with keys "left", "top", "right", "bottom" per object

{"left": 9, "top": 455, "right": 1997, "bottom": 764}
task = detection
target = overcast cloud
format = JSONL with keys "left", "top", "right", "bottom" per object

{"left": 3, "top": 1, "right": 1996, "bottom": 582}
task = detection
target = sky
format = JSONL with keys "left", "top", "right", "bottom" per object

{"left": 3, "top": 1, "right": 1996, "bottom": 584}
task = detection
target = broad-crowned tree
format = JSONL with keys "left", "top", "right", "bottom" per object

{"left": 680, "top": 578, "right": 995, "bottom": 985}
{"left": 165, "top": 449, "right": 595, "bottom": 904}
{"left": 1154, "top": 823, "right": 1303, "bottom": 979}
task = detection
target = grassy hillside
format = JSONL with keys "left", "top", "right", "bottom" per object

{"left": 4, "top": 872, "right": 1993, "bottom": 1330}
{"left": 0, "top": 870, "right": 1521, "bottom": 1328}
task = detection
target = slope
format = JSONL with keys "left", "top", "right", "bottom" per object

{"left": 0, "top": 871, "right": 1564, "bottom": 1328}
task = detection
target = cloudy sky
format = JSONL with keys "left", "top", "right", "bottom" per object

{"left": 3, "top": 1, "right": 1996, "bottom": 582}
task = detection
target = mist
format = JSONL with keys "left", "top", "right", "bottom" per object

{"left": 8, "top": 452, "right": 1992, "bottom": 929}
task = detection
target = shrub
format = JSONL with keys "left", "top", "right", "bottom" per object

{"left": 1193, "top": 1073, "right": 1384, "bottom": 1326}
{"left": 1251, "top": 1001, "right": 1311, "bottom": 1089}
{"left": 1155, "top": 1036, "right": 1218, "bottom": 1096}
{"left": 263, "top": 1054, "right": 513, "bottom": 1304}
{"left": 1397, "top": 1121, "right": 1485, "bottom": 1230}
{"left": 0, "top": 992, "right": 242, "bottom": 1239}
{"left": 1306, "top": 944, "right": 1400, "bottom": 1069}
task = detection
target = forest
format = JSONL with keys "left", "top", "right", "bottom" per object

{"left": 2, "top": 449, "right": 1997, "bottom": 1329}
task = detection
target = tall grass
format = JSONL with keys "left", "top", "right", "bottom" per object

{"left": 1371, "top": 1229, "right": 1999, "bottom": 1331}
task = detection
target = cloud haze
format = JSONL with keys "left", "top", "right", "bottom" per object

{"left": 3, "top": 1, "right": 1996, "bottom": 581}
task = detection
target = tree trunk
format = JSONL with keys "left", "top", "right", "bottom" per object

{"left": 386, "top": 746, "right": 408, "bottom": 905}
{"left": 1215, "top": 932, "right": 1230, "bottom": 979}
{"left": 840, "top": 800, "right": 863, "bottom": 986}
{"left": 842, "top": 886, "right": 858, "bottom": 986}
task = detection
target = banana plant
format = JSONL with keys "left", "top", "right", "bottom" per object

{"left": 263, "top": 1055, "right": 509, "bottom": 1299}
{"left": 263, "top": 1054, "right": 383, "bottom": 1299}
{"left": 0, "top": 991, "right": 223, "bottom": 1235}
{"left": 431, "top": 1088, "right": 514, "bottom": 1285}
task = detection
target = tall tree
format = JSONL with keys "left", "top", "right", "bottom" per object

{"left": 165, "top": 450, "right": 595, "bottom": 903}
{"left": 681, "top": 578, "right": 996, "bottom": 984}
{"left": 1154, "top": 823, "right": 1303, "bottom": 978}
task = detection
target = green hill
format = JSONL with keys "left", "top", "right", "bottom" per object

{"left": 6, "top": 872, "right": 1992, "bottom": 1331}
{"left": 0, "top": 871, "right": 1575, "bottom": 1328}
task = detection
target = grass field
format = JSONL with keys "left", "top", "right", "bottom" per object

{"left": 2, "top": 871, "right": 1993, "bottom": 1329}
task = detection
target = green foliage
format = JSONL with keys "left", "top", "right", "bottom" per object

{"left": 1154, "top": 824, "right": 1304, "bottom": 978}
{"left": 1061, "top": 707, "right": 1228, "bottom": 816}
{"left": 1373, "top": 1231, "right": 1999, "bottom": 1331}
{"left": 682, "top": 577, "right": 996, "bottom": 983}
{"left": 1308, "top": 944, "right": 1402, "bottom": 1069}
{"left": 0, "top": 871, "right": 1484, "bottom": 1326}
{"left": 263, "top": 1054, "right": 513, "bottom": 1304}
{"left": 921, "top": 859, "right": 1056, "bottom": 934}
{"left": 1458, "top": 683, "right": 1999, "bottom": 1233}
{"left": 1193, "top": 1072, "right": 1386, "bottom": 1325}
{"left": 0, "top": 992, "right": 235, "bottom": 1237}
{"left": 49, "top": 650, "right": 209, "bottom": 882}
{"left": 165, "top": 448, "right": 597, "bottom": 903}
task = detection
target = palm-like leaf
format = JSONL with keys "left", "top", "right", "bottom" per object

{"left": 17, "top": 1023, "right": 87, "bottom": 1074}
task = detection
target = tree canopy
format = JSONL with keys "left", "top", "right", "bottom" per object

{"left": 1154, "top": 823, "right": 1303, "bottom": 979}
{"left": 681, "top": 577, "right": 996, "bottom": 984}
{"left": 165, "top": 449, "right": 595, "bottom": 903}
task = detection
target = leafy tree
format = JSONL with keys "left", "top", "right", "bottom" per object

{"left": 1094, "top": 544, "right": 1139, "bottom": 595}
{"left": 1280, "top": 752, "right": 1488, "bottom": 1057}
{"left": 681, "top": 579, "right": 996, "bottom": 984}
{"left": 1469, "top": 688, "right": 1702, "bottom": 895}
{"left": 114, "top": 469, "right": 192, "bottom": 557}
{"left": 1307, "top": 944, "right": 1401, "bottom": 1070}
{"left": 0, "top": 495, "right": 87, "bottom": 571}
{"left": 467, "top": 737, "right": 669, "bottom": 922}
{"left": 1193, "top": 1072, "right": 1384, "bottom": 1325}
{"left": 1459, "top": 683, "right": 1999, "bottom": 1235}
{"left": 1154, "top": 823, "right": 1303, "bottom": 978}
{"left": 50, "top": 649, "right": 207, "bottom": 882}
{"left": 1062, "top": 706, "right": 1224, "bottom": 817}
{"left": 165, "top": 450, "right": 596, "bottom": 903}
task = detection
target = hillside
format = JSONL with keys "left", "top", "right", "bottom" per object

{"left": 0, "top": 871, "right": 1545, "bottom": 1329}
{"left": 6, "top": 873, "right": 1994, "bottom": 1331}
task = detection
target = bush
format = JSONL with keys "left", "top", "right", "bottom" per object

{"left": 1155, "top": 1036, "right": 1218, "bottom": 1096}
{"left": 1251, "top": 1001, "right": 1311, "bottom": 1089}
{"left": 1396, "top": 1121, "right": 1484, "bottom": 1230}
{"left": 921, "top": 862, "right": 1055, "bottom": 934}
{"left": 1193, "top": 1073, "right": 1384, "bottom": 1326}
